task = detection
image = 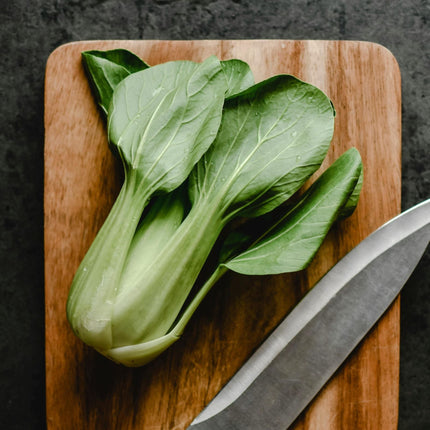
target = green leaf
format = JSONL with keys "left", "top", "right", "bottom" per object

{"left": 108, "top": 56, "right": 227, "bottom": 193}
{"left": 221, "top": 59, "right": 254, "bottom": 98}
{"left": 82, "top": 49, "right": 149, "bottom": 117}
{"left": 189, "top": 74, "right": 335, "bottom": 220}
{"left": 338, "top": 166, "right": 363, "bottom": 219}
{"left": 224, "top": 148, "right": 363, "bottom": 275}
{"left": 70, "top": 50, "right": 364, "bottom": 366}
{"left": 67, "top": 56, "right": 227, "bottom": 351}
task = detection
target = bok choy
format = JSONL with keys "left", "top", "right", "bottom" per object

{"left": 66, "top": 49, "right": 363, "bottom": 366}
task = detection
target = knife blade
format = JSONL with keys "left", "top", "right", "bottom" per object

{"left": 188, "top": 198, "right": 430, "bottom": 430}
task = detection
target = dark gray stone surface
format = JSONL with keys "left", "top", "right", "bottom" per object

{"left": 1, "top": 1, "right": 428, "bottom": 429}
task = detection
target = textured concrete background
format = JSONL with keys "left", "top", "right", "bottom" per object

{"left": 1, "top": 1, "right": 429, "bottom": 429}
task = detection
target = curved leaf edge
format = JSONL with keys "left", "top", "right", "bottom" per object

{"left": 222, "top": 147, "right": 363, "bottom": 275}
{"left": 82, "top": 49, "right": 150, "bottom": 117}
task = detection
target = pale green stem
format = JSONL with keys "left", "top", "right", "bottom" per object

{"left": 110, "top": 197, "right": 226, "bottom": 347}
{"left": 99, "top": 265, "right": 229, "bottom": 367}
{"left": 172, "top": 264, "right": 229, "bottom": 336}
{"left": 66, "top": 169, "right": 152, "bottom": 350}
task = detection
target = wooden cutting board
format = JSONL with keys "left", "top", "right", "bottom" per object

{"left": 44, "top": 40, "right": 401, "bottom": 430}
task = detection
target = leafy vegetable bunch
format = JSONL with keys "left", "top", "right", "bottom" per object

{"left": 67, "top": 49, "right": 363, "bottom": 366}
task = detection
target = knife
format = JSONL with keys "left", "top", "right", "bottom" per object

{"left": 187, "top": 198, "right": 430, "bottom": 430}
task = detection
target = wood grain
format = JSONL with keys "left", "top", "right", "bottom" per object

{"left": 44, "top": 40, "right": 401, "bottom": 430}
